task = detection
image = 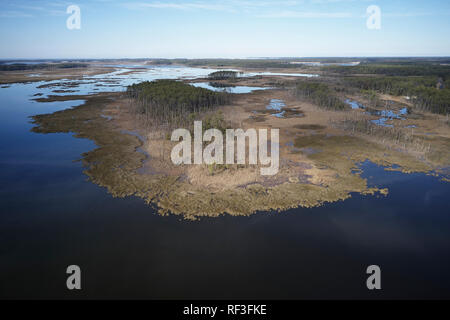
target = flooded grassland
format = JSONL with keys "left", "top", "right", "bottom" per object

{"left": 30, "top": 76, "right": 448, "bottom": 219}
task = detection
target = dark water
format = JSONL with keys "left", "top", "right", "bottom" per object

{"left": 345, "top": 99, "right": 411, "bottom": 128}
{"left": 0, "top": 70, "right": 449, "bottom": 299}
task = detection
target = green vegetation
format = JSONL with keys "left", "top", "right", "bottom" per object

{"left": 0, "top": 63, "right": 88, "bottom": 71}
{"left": 343, "top": 76, "right": 437, "bottom": 96}
{"left": 293, "top": 81, "right": 347, "bottom": 110}
{"left": 161, "top": 57, "right": 450, "bottom": 71}
{"left": 175, "top": 58, "right": 306, "bottom": 69}
{"left": 324, "top": 62, "right": 450, "bottom": 77}
{"left": 317, "top": 61, "right": 450, "bottom": 115}
{"left": 208, "top": 82, "right": 236, "bottom": 88}
{"left": 208, "top": 70, "right": 239, "bottom": 80}
{"left": 333, "top": 113, "right": 430, "bottom": 153}
{"left": 413, "top": 86, "right": 450, "bottom": 114}
{"left": 182, "top": 110, "right": 230, "bottom": 136}
{"left": 201, "top": 111, "right": 228, "bottom": 133}
{"left": 343, "top": 76, "right": 449, "bottom": 114}
{"left": 126, "top": 80, "right": 231, "bottom": 129}
{"left": 146, "top": 59, "right": 173, "bottom": 65}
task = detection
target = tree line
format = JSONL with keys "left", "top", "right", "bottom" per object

{"left": 0, "top": 63, "right": 88, "bottom": 71}
{"left": 126, "top": 80, "right": 231, "bottom": 130}
{"left": 207, "top": 71, "right": 239, "bottom": 80}
{"left": 343, "top": 76, "right": 449, "bottom": 114}
{"left": 293, "top": 81, "right": 347, "bottom": 110}
{"left": 178, "top": 59, "right": 307, "bottom": 69}
{"left": 412, "top": 86, "right": 450, "bottom": 114}
{"left": 343, "top": 76, "right": 437, "bottom": 96}
{"left": 324, "top": 63, "right": 450, "bottom": 78}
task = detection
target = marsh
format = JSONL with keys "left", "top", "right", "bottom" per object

{"left": 0, "top": 60, "right": 449, "bottom": 299}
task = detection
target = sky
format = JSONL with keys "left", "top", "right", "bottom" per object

{"left": 0, "top": 0, "right": 449, "bottom": 59}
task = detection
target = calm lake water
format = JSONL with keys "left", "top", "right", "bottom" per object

{"left": 0, "top": 66, "right": 449, "bottom": 299}
{"left": 191, "top": 82, "right": 270, "bottom": 93}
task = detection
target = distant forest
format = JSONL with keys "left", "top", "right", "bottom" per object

{"left": 177, "top": 59, "right": 305, "bottom": 69}
{"left": 126, "top": 80, "right": 230, "bottom": 130}
{"left": 0, "top": 63, "right": 88, "bottom": 71}
{"left": 293, "top": 81, "right": 346, "bottom": 110}
{"left": 208, "top": 71, "right": 239, "bottom": 80}
{"left": 171, "top": 57, "right": 450, "bottom": 70}
{"left": 335, "top": 63, "right": 450, "bottom": 115}
{"left": 325, "top": 63, "right": 450, "bottom": 78}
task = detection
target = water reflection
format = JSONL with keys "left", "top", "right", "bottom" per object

{"left": 370, "top": 107, "right": 408, "bottom": 127}
{"left": 345, "top": 99, "right": 366, "bottom": 110}
{"left": 191, "top": 82, "right": 270, "bottom": 93}
{"left": 266, "top": 99, "right": 286, "bottom": 118}
{"left": 29, "top": 66, "right": 235, "bottom": 98}
{"left": 345, "top": 98, "right": 410, "bottom": 128}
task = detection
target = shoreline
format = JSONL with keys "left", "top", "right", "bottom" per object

{"left": 28, "top": 82, "right": 448, "bottom": 219}
{"left": 0, "top": 66, "right": 115, "bottom": 85}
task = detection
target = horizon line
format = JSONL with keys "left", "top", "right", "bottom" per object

{"left": 1, "top": 56, "right": 450, "bottom": 61}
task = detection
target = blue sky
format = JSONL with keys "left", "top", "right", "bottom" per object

{"left": 0, "top": 0, "right": 449, "bottom": 59}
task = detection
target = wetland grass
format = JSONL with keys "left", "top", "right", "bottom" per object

{"left": 30, "top": 91, "right": 438, "bottom": 219}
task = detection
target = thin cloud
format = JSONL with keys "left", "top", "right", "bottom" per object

{"left": 310, "top": 0, "right": 370, "bottom": 3}
{"left": 358, "top": 11, "right": 445, "bottom": 18}
{"left": 0, "top": 10, "right": 33, "bottom": 18}
{"left": 124, "top": 2, "right": 232, "bottom": 12}
{"left": 383, "top": 12, "right": 436, "bottom": 18}
{"left": 258, "top": 10, "right": 352, "bottom": 18}
{"left": 227, "top": 0, "right": 301, "bottom": 7}
{"left": 123, "top": 0, "right": 304, "bottom": 12}
{"left": 11, "top": 3, "right": 67, "bottom": 16}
